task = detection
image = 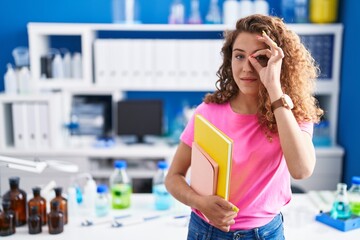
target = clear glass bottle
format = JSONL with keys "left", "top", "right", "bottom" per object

{"left": 28, "top": 187, "right": 47, "bottom": 225}
{"left": 95, "top": 185, "right": 110, "bottom": 217}
{"left": 48, "top": 201, "right": 64, "bottom": 235}
{"left": 153, "top": 161, "right": 172, "bottom": 210}
{"left": 2, "top": 177, "right": 27, "bottom": 226}
{"left": 348, "top": 176, "right": 360, "bottom": 216}
{"left": 205, "top": 0, "right": 221, "bottom": 24}
{"left": 330, "top": 183, "right": 351, "bottom": 219}
{"left": 188, "top": 0, "right": 202, "bottom": 24}
{"left": 109, "top": 160, "right": 132, "bottom": 209}
{"left": 50, "top": 187, "right": 68, "bottom": 224}
{"left": 0, "top": 201, "right": 16, "bottom": 236}
{"left": 28, "top": 206, "right": 42, "bottom": 234}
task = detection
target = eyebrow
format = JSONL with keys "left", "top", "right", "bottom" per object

{"left": 233, "top": 48, "right": 267, "bottom": 54}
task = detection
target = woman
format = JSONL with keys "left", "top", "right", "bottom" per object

{"left": 165, "top": 14, "right": 323, "bottom": 239}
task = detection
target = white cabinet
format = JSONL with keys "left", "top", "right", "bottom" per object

{"left": 0, "top": 23, "right": 344, "bottom": 191}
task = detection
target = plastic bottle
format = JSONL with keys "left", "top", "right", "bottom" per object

{"left": 330, "top": 183, "right": 351, "bottom": 219}
{"left": 4, "top": 63, "right": 18, "bottom": 94}
{"left": 51, "top": 53, "right": 64, "bottom": 79}
{"left": 50, "top": 187, "right": 68, "bottom": 224}
{"left": 223, "top": 0, "right": 239, "bottom": 26}
{"left": 254, "top": 0, "right": 269, "bottom": 16}
{"left": 153, "top": 161, "right": 172, "bottom": 210}
{"left": 309, "top": 0, "right": 338, "bottom": 23}
{"left": 0, "top": 201, "right": 16, "bottom": 236}
{"left": 348, "top": 176, "right": 360, "bottom": 216}
{"left": 188, "top": 0, "right": 202, "bottom": 24}
{"left": 71, "top": 52, "right": 82, "bottom": 79}
{"left": 17, "top": 66, "right": 32, "bottom": 94}
{"left": 62, "top": 51, "right": 72, "bottom": 78}
{"left": 313, "top": 120, "right": 331, "bottom": 147}
{"left": 47, "top": 201, "right": 64, "bottom": 234}
{"left": 238, "top": 0, "right": 254, "bottom": 19}
{"left": 82, "top": 175, "right": 97, "bottom": 216}
{"left": 28, "top": 187, "right": 47, "bottom": 225}
{"left": 28, "top": 206, "right": 42, "bottom": 234}
{"left": 109, "top": 160, "right": 132, "bottom": 209}
{"left": 205, "top": 0, "right": 221, "bottom": 24}
{"left": 2, "top": 177, "right": 27, "bottom": 226}
{"left": 95, "top": 185, "right": 110, "bottom": 217}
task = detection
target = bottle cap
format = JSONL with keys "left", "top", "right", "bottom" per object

{"left": 32, "top": 187, "right": 41, "bottom": 196}
{"left": 351, "top": 176, "right": 360, "bottom": 185}
{"left": 157, "top": 161, "right": 168, "bottom": 169}
{"left": 54, "top": 187, "right": 63, "bottom": 196}
{"left": 51, "top": 201, "right": 60, "bottom": 208}
{"left": 9, "top": 177, "right": 20, "bottom": 187}
{"left": 114, "top": 160, "right": 127, "bottom": 169}
{"left": 97, "top": 184, "right": 108, "bottom": 193}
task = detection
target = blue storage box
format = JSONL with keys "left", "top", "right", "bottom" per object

{"left": 315, "top": 212, "right": 360, "bottom": 232}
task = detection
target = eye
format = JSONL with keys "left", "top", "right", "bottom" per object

{"left": 255, "top": 55, "right": 269, "bottom": 67}
{"left": 234, "top": 54, "right": 245, "bottom": 60}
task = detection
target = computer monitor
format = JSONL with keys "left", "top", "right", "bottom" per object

{"left": 116, "top": 99, "right": 163, "bottom": 143}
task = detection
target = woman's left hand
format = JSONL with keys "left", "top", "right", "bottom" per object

{"left": 249, "top": 32, "right": 284, "bottom": 93}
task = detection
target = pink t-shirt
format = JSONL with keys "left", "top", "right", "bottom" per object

{"left": 181, "top": 102, "right": 313, "bottom": 230}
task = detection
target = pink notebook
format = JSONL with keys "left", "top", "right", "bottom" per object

{"left": 190, "top": 142, "right": 219, "bottom": 196}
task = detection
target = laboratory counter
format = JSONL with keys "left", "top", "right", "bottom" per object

{"left": 7, "top": 193, "right": 360, "bottom": 240}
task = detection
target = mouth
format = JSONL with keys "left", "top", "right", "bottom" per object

{"left": 240, "top": 77, "right": 257, "bottom": 82}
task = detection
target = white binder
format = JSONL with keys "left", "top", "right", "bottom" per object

{"left": 37, "top": 102, "right": 50, "bottom": 148}
{"left": 12, "top": 102, "right": 28, "bottom": 149}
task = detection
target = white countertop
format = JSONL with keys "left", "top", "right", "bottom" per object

{"left": 6, "top": 193, "right": 360, "bottom": 239}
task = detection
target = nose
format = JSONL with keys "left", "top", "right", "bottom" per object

{"left": 243, "top": 57, "right": 254, "bottom": 72}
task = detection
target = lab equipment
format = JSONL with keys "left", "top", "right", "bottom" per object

{"left": 48, "top": 201, "right": 64, "bottom": 234}
{"left": 28, "top": 187, "right": 47, "bottom": 225}
{"left": 0, "top": 201, "right": 15, "bottom": 236}
{"left": 348, "top": 176, "right": 360, "bottom": 216}
{"left": 109, "top": 160, "right": 132, "bottom": 209}
{"left": 95, "top": 185, "right": 110, "bottom": 217}
{"left": 330, "top": 183, "right": 351, "bottom": 219}
{"left": 4, "top": 63, "right": 18, "bottom": 94}
{"left": 50, "top": 187, "right": 68, "bottom": 224}
{"left": 28, "top": 206, "right": 42, "bottom": 234}
{"left": 153, "top": 161, "right": 172, "bottom": 210}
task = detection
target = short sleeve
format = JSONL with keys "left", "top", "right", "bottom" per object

{"left": 299, "top": 121, "right": 314, "bottom": 137}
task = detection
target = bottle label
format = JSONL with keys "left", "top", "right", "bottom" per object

{"left": 111, "top": 184, "right": 131, "bottom": 209}
{"left": 153, "top": 184, "right": 172, "bottom": 210}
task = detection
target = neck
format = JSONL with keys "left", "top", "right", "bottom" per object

{"left": 230, "top": 94, "right": 258, "bottom": 114}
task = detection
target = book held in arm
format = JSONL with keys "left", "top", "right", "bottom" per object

{"left": 193, "top": 114, "right": 233, "bottom": 200}
{"left": 190, "top": 142, "right": 218, "bottom": 196}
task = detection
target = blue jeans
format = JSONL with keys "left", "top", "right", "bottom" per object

{"left": 187, "top": 212, "right": 285, "bottom": 240}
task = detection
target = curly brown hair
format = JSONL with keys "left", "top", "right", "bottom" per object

{"left": 204, "top": 14, "right": 323, "bottom": 134}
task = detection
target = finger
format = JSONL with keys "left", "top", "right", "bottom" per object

{"left": 261, "top": 31, "right": 278, "bottom": 49}
{"left": 248, "top": 56, "right": 263, "bottom": 73}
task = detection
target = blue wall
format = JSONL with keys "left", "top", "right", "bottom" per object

{"left": 1, "top": 1, "right": 358, "bottom": 184}
{"left": 338, "top": 1, "right": 360, "bottom": 184}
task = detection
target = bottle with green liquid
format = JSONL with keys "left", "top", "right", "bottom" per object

{"left": 348, "top": 176, "right": 360, "bottom": 216}
{"left": 109, "top": 160, "right": 132, "bottom": 209}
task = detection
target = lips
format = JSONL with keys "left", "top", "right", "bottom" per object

{"left": 240, "top": 77, "right": 257, "bottom": 82}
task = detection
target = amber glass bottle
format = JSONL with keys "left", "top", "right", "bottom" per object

{"left": 28, "top": 206, "right": 42, "bottom": 234}
{"left": 48, "top": 201, "right": 64, "bottom": 234}
{"left": 50, "top": 187, "right": 68, "bottom": 224}
{"left": 2, "top": 177, "right": 27, "bottom": 226}
{"left": 0, "top": 201, "right": 16, "bottom": 236}
{"left": 28, "top": 187, "right": 47, "bottom": 225}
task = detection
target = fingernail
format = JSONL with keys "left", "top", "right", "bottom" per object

{"left": 272, "top": 42, "right": 277, "bottom": 47}
{"left": 262, "top": 30, "right": 267, "bottom": 37}
{"left": 232, "top": 205, "right": 239, "bottom": 213}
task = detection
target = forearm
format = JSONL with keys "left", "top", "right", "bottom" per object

{"left": 165, "top": 173, "right": 202, "bottom": 209}
{"left": 274, "top": 107, "right": 316, "bottom": 179}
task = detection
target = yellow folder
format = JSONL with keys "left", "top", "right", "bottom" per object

{"left": 194, "top": 114, "right": 233, "bottom": 200}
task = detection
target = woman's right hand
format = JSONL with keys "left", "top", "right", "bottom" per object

{"left": 196, "top": 195, "right": 238, "bottom": 232}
